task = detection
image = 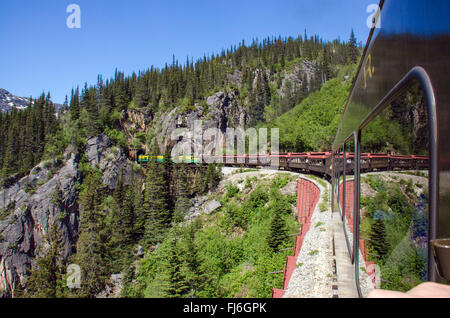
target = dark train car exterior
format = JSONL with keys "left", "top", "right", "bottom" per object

{"left": 369, "top": 154, "right": 390, "bottom": 171}
{"left": 332, "top": 0, "right": 450, "bottom": 296}
{"left": 287, "top": 153, "right": 309, "bottom": 172}
{"left": 307, "top": 152, "right": 331, "bottom": 175}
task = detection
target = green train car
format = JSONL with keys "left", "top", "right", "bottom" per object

{"left": 179, "top": 155, "right": 200, "bottom": 164}
{"left": 137, "top": 154, "right": 200, "bottom": 164}
{"left": 137, "top": 155, "right": 164, "bottom": 163}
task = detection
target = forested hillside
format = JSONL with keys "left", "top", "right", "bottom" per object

{"left": 0, "top": 31, "right": 361, "bottom": 298}
{"left": 0, "top": 31, "right": 360, "bottom": 182}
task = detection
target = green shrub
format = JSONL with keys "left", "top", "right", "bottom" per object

{"left": 225, "top": 184, "right": 239, "bottom": 199}
{"left": 105, "top": 127, "right": 127, "bottom": 149}
{"left": 57, "top": 212, "right": 67, "bottom": 221}
{"left": 128, "top": 99, "right": 138, "bottom": 110}
{"left": 270, "top": 175, "right": 290, "bottom": 190}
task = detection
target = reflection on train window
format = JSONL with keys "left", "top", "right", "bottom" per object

{"left": 358, "top": 83, "right": 429, "bottom": 295}
{"left": 343, "top": 137, "right": 356, "bottom": 257}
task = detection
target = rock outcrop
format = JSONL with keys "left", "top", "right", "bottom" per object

{"left": 280, "top": 60, "right": 316, "bottom": 97}
{"left": 96, "top": 273, "right": 123, "bottom": 298}
{"left": 184, "top": 196, "right": 222, "bottom": 221}
{"left": 85, "top": 134, "right": 132, "bottom": 189}
{"left": 157, "top": 89, "right": 247, "bottom": 154}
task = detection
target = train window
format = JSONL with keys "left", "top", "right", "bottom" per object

{"left": 333, "top": 152, "right": 339, "bottom": 213}
{"left": 337, "top": 147, "right": 344, "bottom": 218}
{"left": 334, "top": 152, "right": 339, "bottom": 203}
{"left": 332, "top": 153, "right": 337, "bottom": 209}
{"left": 358, "top": 83, "right": 429, "bottom": 296}
{"left": 343, "top": 136, "right": 356, "bottom": 259}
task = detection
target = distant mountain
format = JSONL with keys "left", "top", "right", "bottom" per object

{"left": 0, "top": 88, "right": 30, "bottom": 112}
{"left": 0, "top": 88, "right": 64, "bottom": 112}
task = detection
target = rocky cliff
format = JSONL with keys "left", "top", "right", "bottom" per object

{"left": 0, "top": 134, "right": 131, "bottom": 298}
{"left": 0, "top": 152, "right": 80, "bottom": 297}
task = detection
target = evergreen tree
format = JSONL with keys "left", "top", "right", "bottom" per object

{"left": 1, "top": 118, "right": 19, "bottom": 177}
{"left": 311, "top": 66, "right": 323, "bottom": 92}
{"left": 142, "top": 143, "right": 171, "bottom": 246}
{"left": 135, "top": 75, "right": 150, "bottom": 108}
{"left": 369, "top": 219, "right": 390, "bottom": 260}
{"left": 267, "top": 206, "right": 288, "bottom": 253}
{"left": 113, "top": 70, "right": 128, "bottom": 111}
{"left": 301, "top": 74, "right": 309, "bottom": 95}
{"left": 108, "top": 169, "right": 136, "bottom": 271}
{"left": 280, "top": 80, "right": 295, "bottom": 113}
{"left": 167, "top": 237, "right": 189, "bottom": 298}
{"left": 163, "top": 149, "right": 174, "bottom": 211}
{"left": 321, "top": 45, "right": 332, "bottom": 82}
{"left": 133, "top": 180, "right": 147, "bottom": 241}
{"left": 113, "top": 170, "right": 125, "bottom": 210}
{"left": 74, "top": 171, "right": 109, "bottom": 297}
{"left": 204, "top": 163, "right": 222, "bottom": 192}
{"left": 24, "top": 224, "right": 65, "bottom": 298}
{"left": 70, "top": 87, "right": 80, "bottom": 121}
{"left": 182, "top": 220, "right": 206, "bottom": 296}
{"left": 348, "top": 29, "right": 359, "bottom": 64}
{"left": 121, "top": 184, "right": 136, "bottom": 246}
{"left": 173, "top": 163, "right": 191, "bottom": 223}
{"left": 248, "top": 71, "right": 270, "bottom": 125}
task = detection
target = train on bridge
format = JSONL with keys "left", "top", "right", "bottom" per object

{"left": 136, "top": 152, "right": 429, "bottom": 178}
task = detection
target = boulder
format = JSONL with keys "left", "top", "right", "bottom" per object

{"left": 203, "top": 200, "right": 221, "bottom": 215}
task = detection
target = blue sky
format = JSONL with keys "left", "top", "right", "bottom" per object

{"left": 0, "top": 0, "right": 377, "bottom": 104}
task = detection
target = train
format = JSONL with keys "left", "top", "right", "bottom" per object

{"left": 137, "top": 152, "right": 428, "bottom": 177}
